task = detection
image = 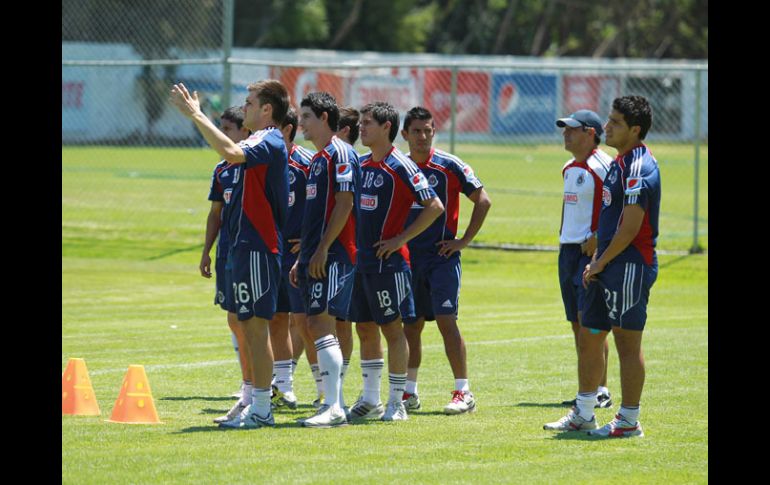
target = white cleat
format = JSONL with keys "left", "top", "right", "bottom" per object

{"left": 213, "top": 401, "right": 246, "bottom": 424}
{"left": 219, "top": 404, "right": 275, "bottom": 429}
{"left": 347, "top": 397, "right": 385, "bottom": 420}
{"left": 443, "top": 391, "right": 476, "bottom": 415}
{"left": 587, "top": 414, "right": 644, "bottom": 438}
{"left": 543, "top": 409, "right": 598, "bottom": 431}
{"left": 301, "top": 405, "right": 347, "bottom": 428}
{"left": 381, "top": 400, "right": 408, "bottom": 421}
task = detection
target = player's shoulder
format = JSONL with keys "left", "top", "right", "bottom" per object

{"left": 587, "top": 149, "right": 613, "bottom": 176}
{"left": 292, "top": 144, "right": 314, "bottom": 164}
{"left": 624, "top": 144, "right": 659, "bottom": 175}
{"left": 561, "top": 158, "right": 577, "bottom": 172}
{"left": 432, "top": 149, "right": 467, "bottom": 168}
{"left": 388, "top": 147, "right": 420, "bottom": 173}
{"left": 329, "top": 136, "right": 358, "bottom": 165}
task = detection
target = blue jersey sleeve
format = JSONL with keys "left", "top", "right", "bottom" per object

{"left": 208, "top": 164, "right": 224, "bottom": 202}
{"left": 624, "top": 156, "right": 660, "bottom": 211}
{"left": 333, "top": 147, "right": 355, "bottom": 194}
{"left": 447, "top": 157, "right": 484, "bottom": 197}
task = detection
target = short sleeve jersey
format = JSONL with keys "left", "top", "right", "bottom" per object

{"left": 357, "top": 146, "right": 437, "bottom": 273}
{"left": 560, "top": 148, "right": 613, "bottom": 244}
{"left": 283, "top": 144, "right": 313, "bottom": 266}
{"left": 207, "top": 159, "right": 236, "bottom": 259}
{"left": 225, "top": 127, "right": 289, "bottom": 255}
{"left": 404, "top": 148, "right": 483, "bottom": 261}
{"left": 598, "top": 144, "right": 661, "bottom": 266}
{"left": 299, "top": 136, "right": 359, "bottom": 266}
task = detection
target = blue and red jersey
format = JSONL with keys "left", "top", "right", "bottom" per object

{"left": 299, "top": 136, "right": 359, "bottom": 266}
{"left": 404, "top": 148, "right": 483, "bottom": 262}
{"left": 598, "top": 144, "right": 661, "bottom": 266}
{"left": 225, "top": 127, "right": 289, "bottom": 256}
{"left": 357, "top": 146, "right": 437, "bottom": 273}
{"left": 207, "top": 159, "right": 235, "bottom": 260}
{"left": 283, "top": 144, "right": 313, "bottom": 267}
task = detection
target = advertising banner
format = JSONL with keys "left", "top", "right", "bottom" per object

{"left": 491, "top": 73, "right": 557, "bottom": 135}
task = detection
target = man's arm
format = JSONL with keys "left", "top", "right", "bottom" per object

{"left": 308, "top": 191, "right": 354, "bottom": 279}
{"left": 200, "top": 201, "right": 224, "bottom": 278}
{"left": 375, "top": 197, "right": 445, "bottom": 259}
{"left": 169, "top": 83, "right": 245, "bottom": 164}
{"left": 436, "top": 187, "right": 492, "bottom": 257}
{"left": 583, "top": 204, "right": 645, "bottom": 286}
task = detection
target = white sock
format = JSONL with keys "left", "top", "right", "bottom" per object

{"left": 251, "top": 387, "right": 272, "bottom": 417}
{"left": 310, "top": 364, "right": 323, "bottom": 397}
{"left": 597, "top": 385, "right": 609, "bottom": 396}
{"left": 455, "top": 379, "right": 469, "bottom": 392}
{"left": 273, "top": 359, "right": 293, "bottom": 393}
{"left": 619, "top": 405, "right": 640, "bottom": 425}
{"left": 576, "top": 392, "right": 597, "bottom": 420}
{"left": 388, "top": 373, "right": 407, "bottom": 404}
{"left": 361, "top": 359, "right": 384, "bottom": 404}
{"left": 242, "top": 382, "right": 253, "bottom": 406}
{"left": 315, "top": 335, "right": 342, "bottom": 407}
{"left": 339, "top": 358, "right": 350, "bottom": 407}
{"left": 291, "top": 359, "right": 298, "bottom": 376}
{"left": 405, "top": 380, "right": 418, "bottom": 395}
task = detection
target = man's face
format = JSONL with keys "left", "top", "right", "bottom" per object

{"left": 402, "top": 118, "right": 434, "bottom": 155}
{"left": 299, "top": 106, "right": 324, "bottom": 144}
{"left": 359, "top": 112, "right": 390, "bottom": 147}
{"left": 242, "top": 91, "right": 263, "bottom": 131}
{"left": 604, "top": 109, "right": 636, "bottom": 150}
{"left": 562, "top": 124, "right": 593, "bottom": 154}
{"left": 220, "top": 118, "right": 249, "bottom": 144}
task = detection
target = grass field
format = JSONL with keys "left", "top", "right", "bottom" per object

{"left": 62, "top": 144, "right": 708, "bottom": 484}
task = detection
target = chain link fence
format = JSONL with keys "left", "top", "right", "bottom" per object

{"left": 62, "top": 4, "right": 707, "bottom": 257}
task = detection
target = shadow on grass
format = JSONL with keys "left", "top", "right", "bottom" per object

{"left": 159, "top": 396, "right": 235, "bottom": 402}
{"left": 548, "top": 431, "right": 606, "bottom": 441}
{"left": 515, "top": 402, "right": 568, "bottom": 408}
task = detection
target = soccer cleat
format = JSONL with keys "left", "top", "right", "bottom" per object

{"left": 347, "top": 397, "right": 385, "bottom": 420}
{"left": 219, "top": 405, "right": 274, "bottom": 429}
{"left": 301, "top": 405, "right": 347, "bottom": 428}
{"left": 587, "top": 414, "right": 644, "bottom": 438}
{"left": 274, "top": 391, "right": 298, "bottom": 410}
{"left": 561, "top": 397, "right": 577, "bottom": 407}
{"left": 381, "top": 400, "right": 408, "bottom": 421}
{"left": 312, "top": 393, "right": 325, "bottom": 410}
{"left": 543, "top": 409, "right": 598, "bottom": 431}
{"left": 443, "top": 390, "right": 476, "bottom": 415}
{"left": 213, "top": 401, "right": 247, "bottom": 424}
{"left": 402, "top": 392, "right": 421, "bottom": 411}
{"left": 596, "top": 392, "right": 613, "bottom": 408}
{"left": 231, "top": 388, "right": 243, "bottom": 399}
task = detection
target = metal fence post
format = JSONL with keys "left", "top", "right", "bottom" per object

{"left": 222, "top": 0, "right": 235, "bottom": 110}
{"left": 450, "top": 65, "right": 458, "bottom": 153}
{"left": 690, "top": 69, "right": 703, "bottom": 254}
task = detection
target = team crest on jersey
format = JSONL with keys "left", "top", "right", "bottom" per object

{"left": 607, "top": 169, "right": 617, "bottom": 185}
{"left": 288, "top": 171, "right": 296, "bottom": 184}
{"left": 306, "top": 184, "right": 317, "bottom": 200}
{"left": 411, "top": 172, "right": 429, "bottom": 191}
{"left": 360, "top": 194, "right": 378, "bottom": 210}
{"left": 223, "top": 188, "right": 233, "bottom": 204}
{"left": 314, "top": 163, "right": 323, "bottom": 176}
{"left": 336, "top": 163, "right": 352, "bottom": 183}
{"left": 374, "top": 174, "right": 384, "bottom": 187}
{"left": 428, "top": 174, "right": 439, "bottom": 187}
{"left": 577, "top": 173, "right": 585, "bottom": 186}
{"left": 602, "top": 186, "right": 612, "bottom": 207}
{"left": 625, "top": 177, "right": 642, "bottom": 196}
{"left": 288, "top": 191, "right": 295, "bottom": 207}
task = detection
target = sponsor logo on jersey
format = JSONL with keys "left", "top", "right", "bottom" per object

{"left": 336, "top": 163, "right": 352, "bottom": 183}
{"left": 307, "top": 184, "right": 317, "bottom": 200}
{"left": 288, "top": 171, "right": 296, "bottom": 184}
{"left": 602, "top": 186, "right": 612, "bottom": 207}
{"left": 564, "top": 192, "right": 578, "bottom": 205}
{"left": 374, "top": 174, "right": 384, "bottom": 187}
{"left": 428, "top": 174, "right": 439, "bottom": 187}
{"left": 223, "top": 188, "right": 233, "bottom": 204}
{"left": 625, "top": 177, "right": 642, "bottom": 196}
{"left": 360, "top": 194, "right": 378, "bottom": 210}
{"left": 411, "top": 172, "right": 429, "bottom": 191}
{"left": 288, "top": 191, "right": 295, "bottom": 207}
{"left": 221, "top": 170, "right": 229, "bottom": 178}
{"left": 577, "top": 173, "right": 585, "bottom": 186}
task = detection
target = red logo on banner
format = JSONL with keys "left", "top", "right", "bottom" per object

{"left": 498, "top": 83, "right": 518, "bottom": 115}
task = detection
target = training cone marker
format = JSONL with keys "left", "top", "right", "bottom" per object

{"left": 107, "top": 365, "right": 162, "bottom": 424}
{"left": 62, "top": 358, "right": 101, "bottom": 416}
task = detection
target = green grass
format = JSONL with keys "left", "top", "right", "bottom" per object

{"left": 62, "top": 144, "right": 707, "bottom": 483}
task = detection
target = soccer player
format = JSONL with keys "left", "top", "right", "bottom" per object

{"left": 199, "top": 106, "right": 252, "bottom": 405}
{"left": 399, "top": 107, "right": 490, "bottom": 415}
{"left": 170, "top": 79, "right": 290, "bottom": 429}
{"left": 290, "top": 92, "right": 359, "bottom": 427}
{"left": 544, "top": 95, "right": 660, "bottom": 438}
{"left": 347, "top": 102, "right": 444, "bottom": 422}
{"left": 269, "top": 106, "right": 315, "bottom": 410}
{"left": 553, "top": 109, "right": 614, "bottom": 409}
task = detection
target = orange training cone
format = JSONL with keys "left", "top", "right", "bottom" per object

{"left": 107, "top": 365, "right": 162, "bottom": 424}
{"left": 62, "top": 358, "right": 101, "bottom": 416}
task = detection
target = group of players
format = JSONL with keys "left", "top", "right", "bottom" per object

{"left": 170, "top": 78, "right": 660, "bottom": 438}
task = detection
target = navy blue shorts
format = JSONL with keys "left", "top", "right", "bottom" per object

{"left": 403, "top": 255, "right": 461, "bottom": 323}
{"left": 348, "top": 270, "right": 415, "bottom": 325}
{"left": 296, "top": 261, "right": 355, "bottom": 320}
{"left": 228, "top": 247, "right": 281, "bottom": 321}
{"left": 582, "top": 258, "right": 658, "bottom": 331}
{"left": 558, "top": 244, "right": 591, "bottom": 323}
{"left": 214, "top": 256, "right": 231, "bottom": 312}
{"left": 276, "top": 266, "right": 306, "bottom": 314}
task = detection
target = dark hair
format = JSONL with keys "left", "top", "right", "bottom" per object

{"left": 403, "top": 106, "right": 434, "bottom": 132}
{"left": 281, "top": 106, "right": 298, "bottom": 142}
{"left": 220, "top": 106, "right": 245, "bottom": 129}
{"left": 247, "top": 79, "right": 290, "bottom": 124}
{"left": 338, "top": 106, "right": 360, "bottom": 145}
{"left": 300, "top": 91, "right": 339, "bottom": 131}
{"left": 612, "top": 95, "right": 653, "bottom": 140}
{"left": 360, "top": 101, "right": 400, "bottom": 142}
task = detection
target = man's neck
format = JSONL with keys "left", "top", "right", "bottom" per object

{"left": 410, "top": 148, "right": 432, "bottom": 164}
{"left": 311, "top": 130, "right": 334, "bottom": 152}
{"left": 615, "top": 138, "right": 642, "bottom": 157}
{"left": 370, "top": 141, "right": 393, "bottom": 161}
{"left": 569, "top": 146, "right": 594, "bottom": 163}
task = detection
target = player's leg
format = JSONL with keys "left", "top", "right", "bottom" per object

{"left": 269, "top": 312, "right": 297, "bottom": 409}
{"left": 402, "top": 318, "right": 424, "bottom": 410}
{"left": 558, "top": 244, "right": 583, "bottom": 406}
{"left": 289, "top": 313, "right": 304, "bottom": 373}
{"left": 216, "top": 255, "right": 245, "bottom": 398}
{"left": 213, "top": 312, "right": 255, "bottom": 424}
{"left": 335, "top": 318, "right": 353, "bottom": 410}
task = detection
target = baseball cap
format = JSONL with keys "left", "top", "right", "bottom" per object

{"left": 555, "top": 109, "right": 604, "bottom": 137}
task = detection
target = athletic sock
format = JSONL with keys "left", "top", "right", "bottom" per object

{"left": 251, "top": 387, "right": 272, "bottom": 417}
{"left": 576, "top": 391, "right": 597, "bottom": 420}
{"left": 273, "top": 359, "right": 293, "bottom": 394}
{"left": 619, "top": 405, "right": 640, "bottom": 425}
{"left": 405, "top": 380, "right": 418, "bottom": 395}
{"left": 388, "top": 373, "right": 407, "bottom": 404}
{"left": 339, "top": 358, "right": 350, "bottom": 407}
{"left": 315, "top": 335, "right": 342, "bottom": 408}
{"left": 361, "top": 359, "right": 384, "bottom": 404}
{"left": 291, "top": 359, "right": 298, "bottom": 376}
{"left": 242, "top": 381, "right": 254, "bottom": 406}
{"left": 310, "top": 364, "right": 323, "bottom": 397}
{"left": 455, "top": 379, "right": 469, "bottom": 392}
